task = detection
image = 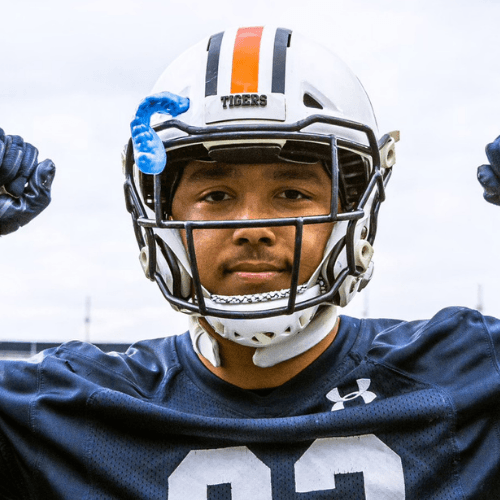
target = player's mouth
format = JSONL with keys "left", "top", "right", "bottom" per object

{"left": 222, "top": 261, "right": 291, "bottom": 292}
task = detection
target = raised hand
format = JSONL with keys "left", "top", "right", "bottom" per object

{"left": 0, "top": 129, "right": 55, "bottom": 235}
{"left": 477, "top": 136, "right": 500, "bottom": 206}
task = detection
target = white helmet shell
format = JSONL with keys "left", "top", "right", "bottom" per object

{"left": 149, "top": 26, "right": 378, "bottom": 146}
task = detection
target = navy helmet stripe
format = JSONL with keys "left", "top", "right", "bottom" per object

{"left": 205, "top": 32, "right": 224, "bottom": 97}
{"left": 271, "top": 28, "right": 292, "bottom": 94}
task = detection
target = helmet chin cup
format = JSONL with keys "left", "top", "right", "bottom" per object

{"left": 205, "top": 283, "right": 323, "bottom": 348}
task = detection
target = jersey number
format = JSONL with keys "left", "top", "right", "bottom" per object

{"left": 168, "top": 434, "right": 405, "bottom": 499}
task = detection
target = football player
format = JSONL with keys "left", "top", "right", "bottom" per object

{"left": 1, "top": 26, "right": 500, "bottom": 499}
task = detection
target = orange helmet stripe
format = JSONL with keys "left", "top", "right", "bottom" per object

{"left": 230, "top": 27, "right": 264, "bottom": 94}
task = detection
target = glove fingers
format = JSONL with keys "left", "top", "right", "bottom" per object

{"left": 24, "top": 158, "right": 55, "bottom": 202}
{"left": 0, "top": 159, "right": 55, "bottom": 236}
{"left": 0, "top": 135, "right": 24, "bottom": 187}
{"left": 5, "top": 143, "right": 39, "bottom": 197}
{"left": 477, "top": 164, "right": 500, "bottom": 206}
{"left": 0, "top": 128, "right": 6, "bottom": 166}
{"left": 0, "top": 195, "right": 19, "bottom": 234}
{"left": 485, "top": 136, "right": 500, "bottom": 178}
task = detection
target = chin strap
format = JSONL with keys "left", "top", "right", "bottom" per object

{"left": 189, "top": 316, "right": 222, "bottom": 367}
{"left": 188, "top": 305, "right": 338, "bottom": 369}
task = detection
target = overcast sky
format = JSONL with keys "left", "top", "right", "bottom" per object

{"left": 1, "top": 0, "right": 499, "bottom": 343}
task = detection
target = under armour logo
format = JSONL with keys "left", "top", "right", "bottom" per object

{"left": 326, "top": 378, "right": 377, "bottom": 412}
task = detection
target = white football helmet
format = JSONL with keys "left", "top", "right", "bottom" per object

{"left": 123, "top": 26, "right": 398, "bottom": 366}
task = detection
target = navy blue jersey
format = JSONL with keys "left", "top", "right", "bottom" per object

{"left": 0, "top": 307, "right": 499, "bottom": 499}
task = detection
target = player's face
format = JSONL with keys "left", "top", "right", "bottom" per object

{"left": 171, "top": 160, "right": 333, "bottom": 296}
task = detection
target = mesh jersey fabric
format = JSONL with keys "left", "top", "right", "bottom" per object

{"left": 0, "top": 306, "right": 498, "bottom": 499}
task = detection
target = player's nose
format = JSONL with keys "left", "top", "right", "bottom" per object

{"left": 231, "top": 224, "right": 277, "bottom": 246}
{"left": 230, "top": 195, "right": 278, "bottom": 246}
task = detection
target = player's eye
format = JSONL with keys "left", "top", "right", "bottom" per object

{"left": 203, "top": 191, "right": 231, "bottom": 202}
{"left": 277, "top": 190, "right": 310, "bottom": 200}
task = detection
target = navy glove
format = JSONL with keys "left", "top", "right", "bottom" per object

{"left": 477, "top": 136, "right": 500, "bottom": 206}
{"left": 0, "top": 129, "right": 55, "bottom": 235}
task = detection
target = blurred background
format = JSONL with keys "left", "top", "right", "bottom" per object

{"left": 1, "top": 0, "right": 499, "bottom": 345}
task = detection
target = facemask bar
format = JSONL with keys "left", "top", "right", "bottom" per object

{"left": 124, "top": 114, "right": 388, "bottom": 319}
